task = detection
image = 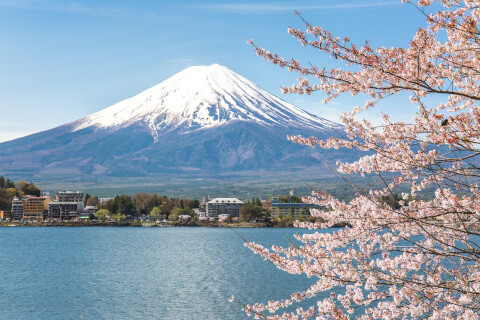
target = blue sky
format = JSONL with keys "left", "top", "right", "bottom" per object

{"left": 0, "top": 0, "right": 427, "bottom": 142}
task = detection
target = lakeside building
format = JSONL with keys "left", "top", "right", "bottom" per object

{"left": 192, "top": 208, "right": 205, "bottom": 217}
{"left": 201, "top": 195, "right": 215, "bottom": 209}
{"left": 77, "top": 206, "right": 97, "bottom": 220}
{"left": 271, "top": 197, "right": 320, "bottom": 218}
{"left": 48, "top": 191, "right": 85, "bottom": 220}
{"left": 10, "top": 191, "right": 88, "bottom": 221}
{"left": 11, "top": 197, "right": 23, "bottom": 220}
{"left": 48, "top": 202, "right": 81, "bottom": 220}
{"left": 84, "top": 206, "right": 96, "bottom": 214}
{"left": 206, "top": 198, "right": 244, "bottom": 217}
{"left": 56, "top": 191, "right": 83, "bottom": 203}
{"left": 0, "top": 210, "right": 11, "bottom": 220}
{"left": 23, "top": 196, "right": 50, "bottom": 221}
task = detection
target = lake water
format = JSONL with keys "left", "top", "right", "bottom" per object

{"left": 0, "top": 227, "right": 333, "bottom": 320}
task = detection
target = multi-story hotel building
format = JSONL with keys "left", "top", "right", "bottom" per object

{"left": 10, "top": 191, "right": 86, "bottom": 221}
{"left": 56, "top": 191, "right": 83, "bottom": 203}
{"left": 23, "top": 196, "right": 50, "bottom": 221}
{"left": 48, "top": 202, "right": 81, "bottom": 220}
{"left": 206, "top": 198, "right": 244, "bottom": 217}
{"left": 270, "top": 197, "right": 319, "bottom": 218}
{"left": 48, "top": 191, "right": 84, "bottom": 220}
{"left": 11, "top": 197, "right": 23, "bottom": 220}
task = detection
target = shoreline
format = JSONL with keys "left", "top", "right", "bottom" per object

{"left": 1, "top": 221, "right": 279, "bottom": 228}
{"left": 1, "top": 220, "right": 347, "bottom": 228}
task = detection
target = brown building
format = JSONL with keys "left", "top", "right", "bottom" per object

{"left": 23, "top": 196, "right": 49, "bottom": 221}
{"left": 0, "top": 210, "right": 11, "bottom": 220}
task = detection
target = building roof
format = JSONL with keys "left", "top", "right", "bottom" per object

{"left": 48, "top": 202, "right": 80, "bottom": 205}
{"left": 23, "top": 196, "right": 48, "bottom": 201}
{"left": 207, "top": 198, "right": 244, "bottom": 204}
{"left": 272, "top": 202, "right": 319, "bottom": 208}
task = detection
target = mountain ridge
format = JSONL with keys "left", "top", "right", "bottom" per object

{"left": 72, "top": 64, "right": 341, "bottom": 139}
{"left": 0, "top": 64, "right": 353, "bottom": 184}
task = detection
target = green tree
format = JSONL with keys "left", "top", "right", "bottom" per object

{"left": 112, "top": 213, "right": 126, "bottom": 222}
{"left": 84, "top": 193, "right": 91, "bottom": 205}
{"left": 4, "top": 179, "right": 14, "bottom": 189}
{"left": 86, "top": 196, "right": 99, "bottom": 207}
{"left": 132, "top": 193, "right": 154, "bottom": 216}
{"left": 14, "top": 180, "right": 27, "bottom": 191}
{"left": 24, "top": 182, "right": 40, "bottom": 196}
{"left": 149, "top": 206, "right": 163, "bottom": 220}
{"left": 162, "top": 197, "right": 174, "bottom": 214}
{"left": 239, "top": 201, "right": 266, "bottom": 222}
{"left": 15, "top": 181, "right": 40, "bottom": 196}
{"left": 95, "top": 209, "right": 110, "bottom": 222}
{"left": 0, "top": 188, "right": 10, "bottom": 211}
{"left": 0, "top": 176, "right": 4, "bottom": 189}
{"left": 188, "top": 199, "right": 200, "bottom": 209}
{"left": 110, "top": 195, "right": 135, "bottom": 216}
{"left": 169, "top": 207, "right": 183, "bottom": 221}
{"left": 5, "top": 188, "right": 17, "bottom": 199}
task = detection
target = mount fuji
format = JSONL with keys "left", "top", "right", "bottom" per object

{"left": 0, "top": 64, "right": 348, "bottom": 183}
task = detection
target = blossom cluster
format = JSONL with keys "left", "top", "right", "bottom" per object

{"left": 241, "top": 1, "right": 480, "bottom": 319}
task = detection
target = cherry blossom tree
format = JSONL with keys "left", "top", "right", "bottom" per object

{"left": 236, "top": 1, "right": 480, "bottom": 318}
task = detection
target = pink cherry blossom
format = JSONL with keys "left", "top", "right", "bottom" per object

{"left": 238, "top": 1, "right": 480, "bottom": 319}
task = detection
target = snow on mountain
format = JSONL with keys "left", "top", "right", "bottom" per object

{"left": 73, "top": 64, "right": 341, "bottom": 140}
{"left": 0, "top": 63, "right": 356, "bottom": 183}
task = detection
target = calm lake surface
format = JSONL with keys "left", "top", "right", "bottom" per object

{"left": 0, "top": 227, "right": 333, "bottom": 320}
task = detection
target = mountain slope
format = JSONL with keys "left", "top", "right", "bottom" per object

{"left": 0, "top": 64, "right": 351, "bottom": 182}
{"left": 73, "top": 64, "right": 341, "bottom": 138}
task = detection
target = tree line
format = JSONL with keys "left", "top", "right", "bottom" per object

{"left": 87, "top": 193, "right": 200, "bottom": 221}
{"left": 0, "top": 176, "right": 41, "bottom": 211}
{"left": 239, "top": 197, "right": 267, "bottom": 221}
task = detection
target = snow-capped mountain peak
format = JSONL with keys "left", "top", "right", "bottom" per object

{"left": 73, "top": 64, "right": 340, "bottom": 139}
{"left": 0, "top": 64, "right": 355, "bottom": 181}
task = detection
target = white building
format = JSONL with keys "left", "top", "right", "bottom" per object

{"left": 56, "top": 191, "right": 83, "bottom": 203}
{"left": 99, "top": 197, "right": 114, "bottom": 204}
{"left": 11, "top": 197, "right": 23, "bottom": 220}
{"left": 206, "top": 198, "right": 244, "bottom": 217}
{"left": 84, "top": 206, "right": 97, "bottom": 214}
{"left": 192, "top": 208, "right": 206, "bottom": 217}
